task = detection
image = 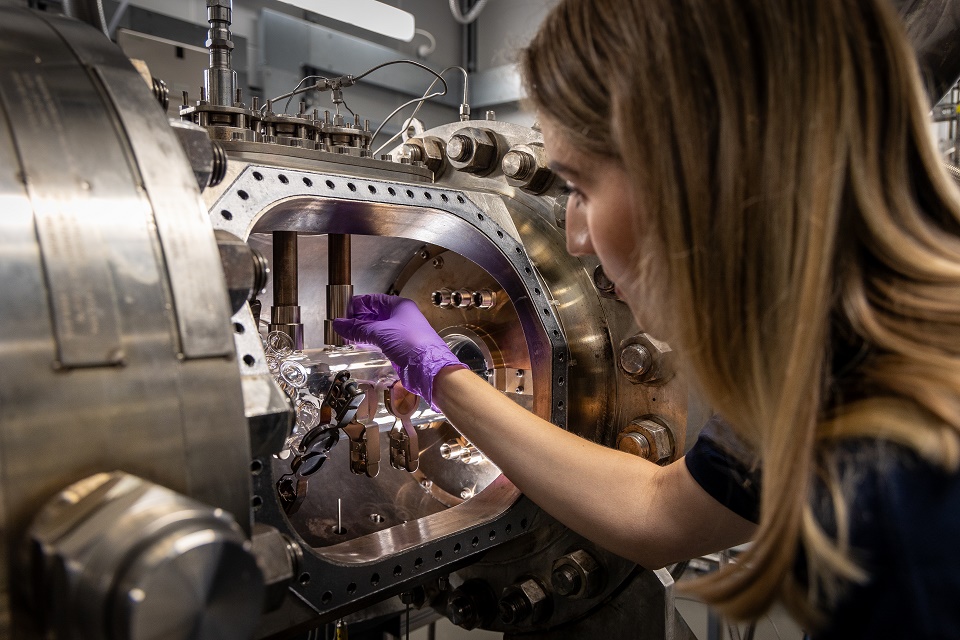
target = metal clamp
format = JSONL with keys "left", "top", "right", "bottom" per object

{"left": 386, "top": 383, "right": 420, "bottom": 472}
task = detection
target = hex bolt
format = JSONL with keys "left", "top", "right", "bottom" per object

{"left": 619, "top": 344, "right": 652, "bottom": 376}
{"left": 617, "top": 417, "right": 675, "bottom": 465}
{"left": 502, "top": 149, "right": 535, "bottom": 181}
{"left": 618, "top": 334, "right": 674, "bottom": 385}
{"left": 592, "top": 264, "right": 618, "bottom": 297}
{"left": 498, "top": 578, "right": 551, "bottom": 625}
{"left": 551, "top": 550, "right": 605, "bottom": 599}
{"left": 617, "top": 432, "right": 651, "bottom": 458}
{"left": 446, "top": 127, "right": 500, "bottom": 175}
{"left": 551, "top": 565, "right": 582, "bottom": 598}
{"left": 447, "top": 135, "right": 473, "bottom": 162}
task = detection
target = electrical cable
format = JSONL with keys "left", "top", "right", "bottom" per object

{"left": 279, "top": 75, "right": 332, "bottom": 114}
{"left": 371, "top": 66, "right": 467, "bottom": 156}
{"left": 448, "top": 0, "right": 490, "bottom": 24}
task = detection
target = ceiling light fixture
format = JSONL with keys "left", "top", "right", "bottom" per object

{"left": 275, "top": 0, "right": 416, "bottom": 42}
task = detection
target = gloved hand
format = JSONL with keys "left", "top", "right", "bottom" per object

{"left": 332, "top": 294, "right": 467, "bottom": 408}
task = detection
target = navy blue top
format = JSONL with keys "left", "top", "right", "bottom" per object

{"left": 685, "top": 416, "right": 960, "bottom": 639}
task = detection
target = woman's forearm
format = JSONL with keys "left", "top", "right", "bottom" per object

{"left": 431, "top": 367, "right": 756, "bottom": 567}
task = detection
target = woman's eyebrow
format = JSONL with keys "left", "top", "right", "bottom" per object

{"left": 548, "top": 160, "right": 581, "bottom": 180}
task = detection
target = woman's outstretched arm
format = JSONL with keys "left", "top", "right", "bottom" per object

{"left": 433, "top": 366, "right": 756, "bottom": 568}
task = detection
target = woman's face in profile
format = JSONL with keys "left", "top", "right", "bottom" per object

{"left": 541, "top": 119, "right": 669, "bottom": 337}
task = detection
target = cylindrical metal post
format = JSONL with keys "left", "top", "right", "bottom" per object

{"left": 326, "top": 234, "right": 353, "bottom": 346}
{"left": 269, "top": 231, "right": 304, "bottom": 349}
{"left": 203, "top": 0, "right": 237, "bottom": 107}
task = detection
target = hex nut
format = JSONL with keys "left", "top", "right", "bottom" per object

{"left": 499, "top": 577, "right": 552, "bottom": 625}
{"left": 618, "top": 333, "right": 674, "bottom": 384}
{"left": 620, "top": 417, "right": 675, "bottom": 465}
{"left": 551, "top": 550, "right": 604, "bottom": 599}
{"left": 402, "top": 136, "right": 447, "bottom": 177}
{"left": 446, "top": 127, "right": 500, "bottom": 175}
{"left": 502, "top": 144, "right": 555, "bottom": 193}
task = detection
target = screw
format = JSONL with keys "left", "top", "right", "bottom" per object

{"left": 432, "top": 257, "right": 444, "bottom": 269}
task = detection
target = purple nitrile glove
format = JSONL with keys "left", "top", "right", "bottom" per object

{"left": 332, "top": 294, "right": 468, "bottom": 409}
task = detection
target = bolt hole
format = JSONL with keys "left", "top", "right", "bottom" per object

{"left": 435, "top": 550, "right": 443, "bottom": 561}
{"left": 558, "top": 376, "right": 565, "bottom": 386}
{"left": 348, "top": 183, "right": 357, "bottom": 192}
{"left": 406, "top": 189, "right": 415, "bottom": 198}
{"left": 520, "top": 518, "right": 528, "bottom": 530}
{"left": 302, "top": 177, "right": 313, "bottom": 187}
{"left": 321, "top": 591, "right": 332, "bottom": 604}
{"left": 347, "top": 583, "right": 357, "bottom": 594}
{"left": 414, "top": 557, "right": 423, "bottom": 570}
{"left": 424, "top": 192, "right": 432, "bottom": 200}
{"left": 543, "top": 308, "right": 550, "bottom": 316}
{"left": 252, "top": 171, "right": 263, "bottom": 181}
{"left": 388, "top": 187, "right": 397, "bottom": 196}
{"left": 558, "top": 400, "right": 565, "bottom": 408}
{"left": 299, "top": 573, "right": 311, "bottom": 586}
{"left": 554, "top": 329, "right": 561, "bottom": 337}
{"left": 250, "top": 459, "right": 263, "bottom": 474}
{"left": 457, "top": 195, "right": 465, "bottom": 203}
{"left": 242, "top": 354, "right": 255, "bottom": 366}
{"left": 233, "top": 322, "right": 245, "bottom": 334}
{"left": 497, "top": 230, "right": 504, "bottom": 238}
{"left": 454, "top": 543, "right": 462, "bottom": 553}
{"left": 252, "top": 495, "right": 262, "bottom": 509}
{"left": 278, "top": 174, "right": 289, "bottom": 184}
{"left": 394, "top": 565, "right": 403, "bottom": 577}
{"left": 371, "top": 573, "right": 380, "bottom": 586}
{"left": 471, "top": 536, "right": 480, "bottom": 547}
{"left": 477, "top": 213, "right": 484, "bottom": 221}
{"left": 326, "top": 180, "right": 335, "bottom": 189}
{"left": 220, "top": 210, "right": 233, "bottom": 220}
{"left": 515, "top": 247, "right": 522, "bottom": 254}
{"left": 332, "top": 526, "right": 346, "bottom": 535}
{"left": 368, "top": 185, "right": 377, "bottom": 194}
{"left": 525, "top": 267, "right": 532, "bottom": 274}
{"left": 505, "top": 524, "right": 512, "bottom": 534}
{"left": 489, "top": 530, "right": 496, "bottom": 540}
{"left": 237, "top": 190, "right": 249, "bottom": 200}
{"left": 440, "top": 194, "right": 449, "bottom": 202}
{"left": 535, "top": 288, "right": 542, "bottom": 295}
{"left": 558, "top": 353, "right": 565, "bottom": 362}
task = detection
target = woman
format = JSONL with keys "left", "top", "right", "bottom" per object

{"left": 334, "top": 0, "right": 960, "bottom": 636}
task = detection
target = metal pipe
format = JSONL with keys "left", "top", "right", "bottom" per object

{"left": 204, "top": 0, "right": 237, "bottom": 107}
{"left": 325, "top": 234, "right": 353, "bottom": 346}
{"left": 270, "top": 231, "right": 304, "bottom": 350}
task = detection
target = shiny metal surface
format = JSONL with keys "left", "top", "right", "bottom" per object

{"left": 0, "top": 7, "right": 252, "bottom": 636}
{"left": 27, "top": 472, "right": 264, "bottom": 640}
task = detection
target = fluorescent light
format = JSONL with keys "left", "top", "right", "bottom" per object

{"left": 276, "top": 0, "right": 416, "bottom": 42}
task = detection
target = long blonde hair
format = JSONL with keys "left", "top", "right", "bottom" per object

{"left": 523, "top": 0, "right": 960, "bottom": 628}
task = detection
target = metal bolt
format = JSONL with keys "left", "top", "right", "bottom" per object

{"left": 551, "top": 565, "right": 581, "bottom": 597}
{"left": 432, "top": 257, "right": 444, "bottom": 269}
{"left": 447, "top": 135, "right": 472, "bottom": 162}
{"left": 486, "top": 110, "right": 496, "bottom": 121}
{"left": 418, "top": 249, "right": 430, "bottom": 260}
{"left": 515, "top": 386, "right": 524, "bottom": 394}
{"left": 619, "top": 344, "right": 652, "bottom": 376}
{"left": 502, "top": 150, "right": 534, "bottom": 180}
{"left": 617, "top": 432, "right": 651, "bottom": 458}
{"left": 516, "top": 370, "right": 524, "bottom": 378}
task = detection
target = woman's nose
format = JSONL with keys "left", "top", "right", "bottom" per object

{"left": 565, "top": 204, "right": 594, "bottom": 256}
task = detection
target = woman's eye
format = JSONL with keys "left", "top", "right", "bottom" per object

{"left": 561, "top": 183, "right": 583, "bottom": 203}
